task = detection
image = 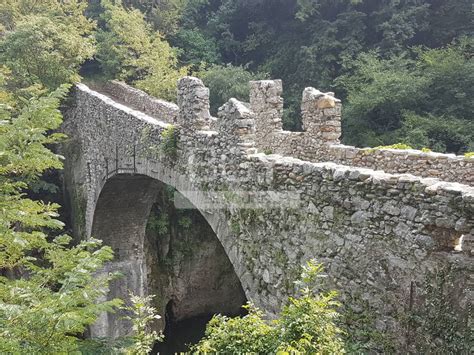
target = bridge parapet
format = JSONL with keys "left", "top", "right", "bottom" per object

{"left": 96, "top": 79, "right": 473, "bottom": 185}
{"left": 326, "top": 144, "right": 474, "bottom": 185}
{"left": 102, "top": 80, "right": 178, "bottom": 123}
{"left": 249, "top": 79, "right": 473, "bottom": 185}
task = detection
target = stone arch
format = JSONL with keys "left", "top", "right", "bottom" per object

{"left": 89, "top": 171, "right": 248, "bottom": 340}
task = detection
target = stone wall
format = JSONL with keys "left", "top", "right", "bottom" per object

{"left": 102, "top": 80, "right": 179, "bottom": 123}
{"left": 327, "top": 144, "right": 473, "bottom": 185}
{"left": 62, "top": 78, "right": 473, "bottom": 350}
{"left": 97, "top": 80, "right": 474, "bottom": 185}
{"left": 248, "top": 80, "right": 473, "bottom": 185}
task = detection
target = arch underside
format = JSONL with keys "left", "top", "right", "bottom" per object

{"left": 90, "top": 174, "right": 246, "bottom": 339}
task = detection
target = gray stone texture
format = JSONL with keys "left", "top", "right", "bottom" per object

{"left": 61, "top": 78, "right": 473, "bottom": 346}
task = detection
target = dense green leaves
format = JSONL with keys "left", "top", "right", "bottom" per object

{"left": 0, "top": 81, "right": 123, "bottom": 352}
{"left": 0, "top": 3, "right": 161, "bottom": 351}
{"left": 95, "top": 0, "right": 187, "bottom": 101}
{"left": 121, "top": 294, "right": 163, "bottom": 354}
{"left": 0, "top": 1, "right": 95, "bottom": 90}
{"left": 163, "top": 0, "right": 473, "bottom": 150}
{"left": 198, "top": 65, "right": 258, "bottom": 114}
{"left": 193, "top": 261, "right": 345, "bottom": 353}
{"left": 193, "top": 305, "right": 277, "bottom": 353}
{"left": 0, "top": 238, "right": 121, "bottom": 353}
{"left": 338, "top": 39, "right": 473, "bottom": 152}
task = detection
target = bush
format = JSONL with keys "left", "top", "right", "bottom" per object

{"left": 192, "top": 260, "right": 345, "bottom": 353}
{"left": 160, "top": 125, "right": 178, "bottom": 158}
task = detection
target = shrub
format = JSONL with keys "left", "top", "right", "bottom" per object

{"left": 192, "top": 260, "right": 345, "bottom": 353}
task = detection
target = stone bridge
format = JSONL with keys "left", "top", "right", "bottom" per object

{"left": 61, "top": 77, "right": 473, "bottom": 347}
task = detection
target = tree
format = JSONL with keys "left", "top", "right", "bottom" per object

{"left": 0, "top": 0, "right": 94, "bottom": 31}
{"left": 0, "top": 1, "right": 95, "bottom": 91}
{"left": 172, "top": 28, "right": 221, "bottom": 67}
{"left": 336, "top": 51, "right": 428, "bottom": 147}
{"left": 198, "top": 64, "right": 258, "bottom": 114}
{"left": 192, "top": 261, "right": 345, "bottom": 353}
{"left": 172, "top": 0, "right": 473, "bottom": 136}
{"left": 0, "top": 17, "right": 95, "bottom": 91}
{"left": 0, "top": 81, "right": 123, "bottom": 352}
{"left": 95, "top": 0, "right": 187, "bottom": 101}
{"left": 0, "top": 4, "right": 162, "bottom": 351}
{"left": 337, "top": 39, "right": 473, "bottom": 153}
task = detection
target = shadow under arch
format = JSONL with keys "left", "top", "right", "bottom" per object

{"left": 89, "top": 174, "right": 247, "bottom": 348}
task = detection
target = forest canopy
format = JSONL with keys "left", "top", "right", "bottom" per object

{"left": 83, "top": 0, "right": 473, "bottom": 153}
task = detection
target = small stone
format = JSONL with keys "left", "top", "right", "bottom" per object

{"left": 400, "top": 205, "right": 417, "bottom": 220}
{"left": 317, "top": 96, "right": 336, "bottom": 109}
{"left": 262, "top": 269, "right": 270, "bottom": 283}
{"left": 322, "top": 205, "right": 334, "bottom": 221}
{"left": 383, "top": 201, "right": 400, "bottom": 216}
{"left": 351, "top": 211, "right": 369, "bottom": 224}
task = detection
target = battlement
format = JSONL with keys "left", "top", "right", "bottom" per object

{"left": 87, "top": 78, "right": 473, "bottom": 186}
{"left": 247, "top": 79, "right": 472, "bottom": 185}
{"left": 177, "top": 77, "right": 213, "bottom": 131}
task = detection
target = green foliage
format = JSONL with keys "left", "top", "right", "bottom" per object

{"left": 121, "top": 294, "right": 163, "bottom": 354}
{"left": 464, "top": 152, "right": 474, "bottom": 158}
{"left": 0, "top": 237, "right": 121, "bottom": 353}
{"left": 372, "top": 143, "right": 413, "bottom": 151}
{"left": 193, "top": 304, "right": 277, "bottom": 353}
{"left": 115, "top": 0, "right": 188, "bottom": 35}
{"left": 160, "top": 125, "right": 178, "bottom": 158}
{"left": 277, "top": 261, "right": 344, "bottom": 354}
{"left": 198, "top": 64, "right": 258, "bottom": 114}
{"left": 147, "top": 212, "right": 170, "bottom": 236}
{"left": 338, "top": 40, "right": 473, "bottom": 153}
{"left": 172, "top": 28, "right": 221, "bottom": 67}
{"left": 0, "top": 1, "right": 95, "bottom": 91}
{"left": 0, "top": 82, "right": 123, "bottom": 352}
{"left": 172, "top": 0, "right": 473, "bottom": 149}
{"left": 178, "top": 215, "right": 192, "bottom": 230}
{"left": 193, "top": 260, "right": 345, "bottom": 353}
{"left": 95, "top": 0, "right": 187, "bottom": 101}
{"left": 337, "top": 52, "right": 428, "bottom": 147}
{"left": 0, "top": 0, "right": 94, "bottom": 30}
{"left": 230, "top": 220, "right": 241, "bottom": 235}
{"left": 0, "top": 2, "right": 167, "bottom": 353}
{"left": 399, "top": 111, "right": 474, "bottom": 153}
